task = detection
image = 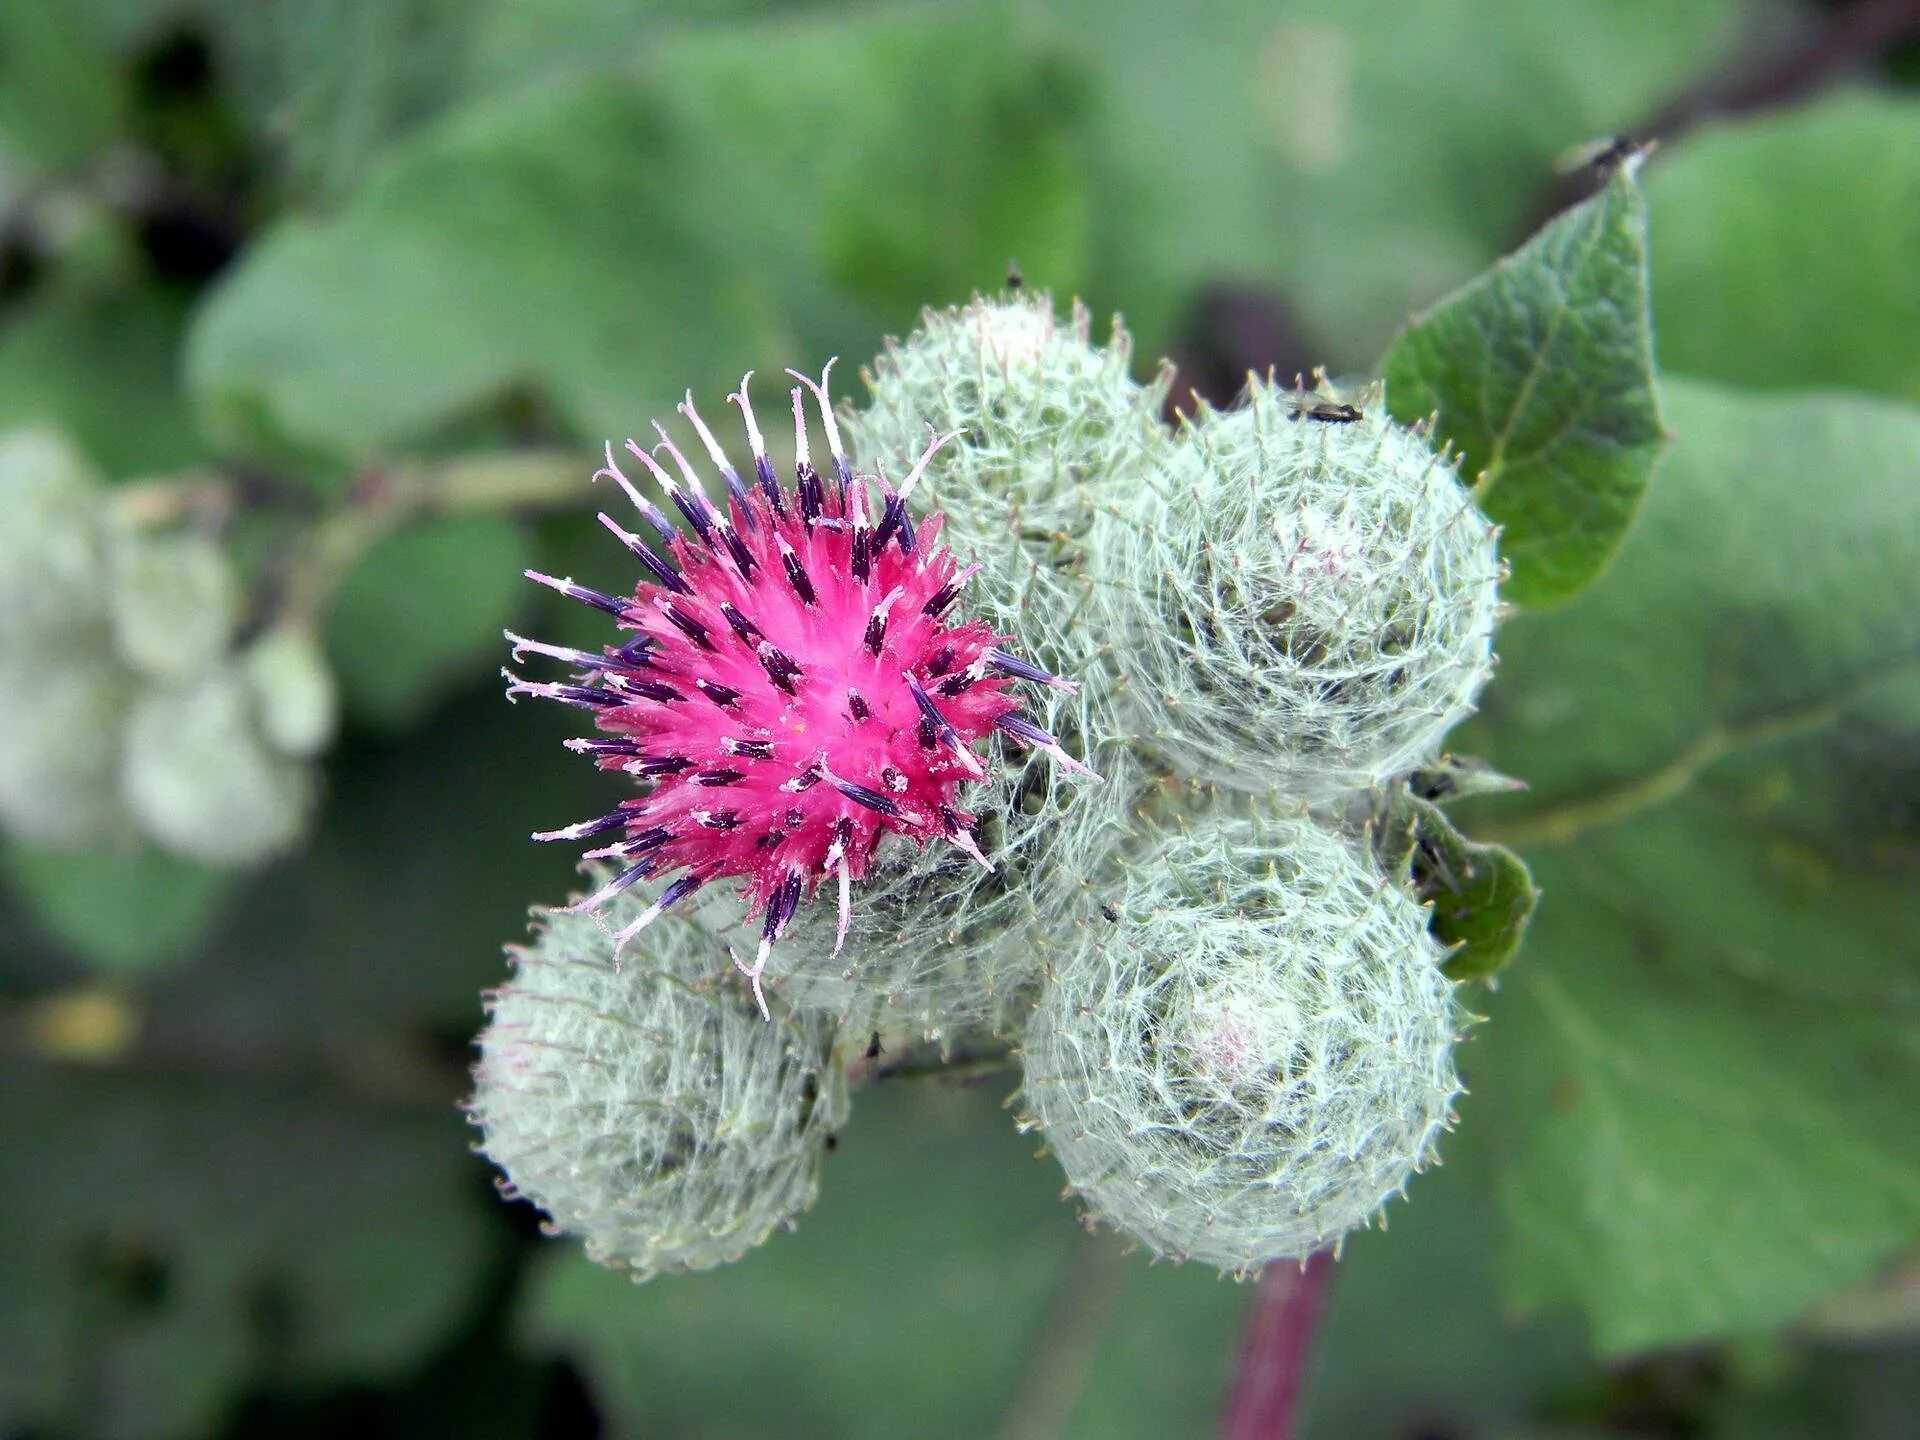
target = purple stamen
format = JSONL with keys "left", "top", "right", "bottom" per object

{"left": 988, "top": 647, "right": 1077, "bottom": 691}
{"left": 597, "top": 513, "right": 690, "bottom": 596}
{"left": 524, "top": 571, "right": 632, "bottom": 619}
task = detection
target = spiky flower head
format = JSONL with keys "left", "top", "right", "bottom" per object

{"left": 748, "top": 302, "right": 1165, "bottom": 1035}
{"left": 772, "top": 665, "right": 1146, "bottom": 1038}
{"left": 1019, "top": 802, "right": 1464, "bottom": 1273}
{"left": 849, "top": 292, "right": 1171, "bottom": 556}
{"left": 504, "top": 365, "right": 1096, "bottom": 1015}
{"left": 1096, "top": 377, "right": 1500, "bottom": 797}
{"left": 470, "top": 876, "right": 849, "bottom": 1279}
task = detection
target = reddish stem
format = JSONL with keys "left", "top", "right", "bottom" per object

{"left": 1219, "top": 1250, "right": 1336, "bottom": 1440}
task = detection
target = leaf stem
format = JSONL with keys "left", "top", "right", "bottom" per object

{"left": 1220, "top": 1251, "right": 1335, "bottom": 1440}
{"left": 995, "top": 1238, "right": 1130, "bottom": 1440}
{"left": 1479, "top": 662, "right": 1917, "bottom": 848}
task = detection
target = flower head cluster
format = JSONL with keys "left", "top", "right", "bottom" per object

{"left": 0, "top": 428, "right": 334, "bottom": 862}
{"left": 483, "top": 294, "right": 1502, "bottom": 1281}
{"left": 503, "top": 367, "right": 1096, "bottom": 1015}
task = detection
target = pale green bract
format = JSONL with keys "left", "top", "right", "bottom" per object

{"left": 1097, "top": 378, "right": 1500, "bottom": 796}
{"left": 471, "top": 879, "right": 850, "bottom": 1280}
{"left": 1020, "top": 803, "right": 1465, "bottom": 1272}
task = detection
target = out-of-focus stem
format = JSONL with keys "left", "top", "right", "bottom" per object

{"left": 846, "top": 1032, "right": 1016, "bottom": 1087}
{"left": 280, "top": 450, "right": 583, "bottom": 623}
{"left": 1220, "top": 1250, "right": 1335, "bottom": 1440}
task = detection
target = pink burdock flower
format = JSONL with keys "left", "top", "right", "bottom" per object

{"left": 503, "top": 364, "right": 1096, "bottom": 1014}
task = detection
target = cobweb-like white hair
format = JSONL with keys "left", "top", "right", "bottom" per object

{"left": 773, "top": 530, "right": 1151, "bottom": 1038}
{"left": 1019, "top": 801, "right": 1465, "bottom": 1273}
{"left": 1095, "top": 378, "right": 1501, "bottom": 797}
{"left": 470, "top": 875, "right": 849, "bottom": 1281}
{"left": 851, "top": 290, "right": 1173, "bottom": 554}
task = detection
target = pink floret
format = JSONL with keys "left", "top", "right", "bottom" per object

{"left": 503, "top": 365, "right": 1091, "bottom": 1014}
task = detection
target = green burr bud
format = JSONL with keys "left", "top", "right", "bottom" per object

{"left": 1098, "top": 378, "right": 1501, "bottom": 797}
{"left": 1019, "top": 802, "right": 1465, "bottom": 1273}
{"left": 470, "top": 880, "right": 849, "bottom": 1280}
{"left": 849, "top": 292, "right": 1171, "bottom": 558}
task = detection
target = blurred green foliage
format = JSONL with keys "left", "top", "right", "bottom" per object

{"left": 3, "top": 0, "right": 1918, "bottom": 1437}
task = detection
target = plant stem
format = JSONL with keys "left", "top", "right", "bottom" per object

{"left": 279, "top": 450, "right": 584, "bottom": 623}
{"left": 995, "top": 1238, "right": 1129, "bottom": 1440}
{"left": 1220, "top": 1251, "right": 1335, "bottom": 1440}
{"left": 848, "top": 1033, "right": 1017, "bottom": 1087}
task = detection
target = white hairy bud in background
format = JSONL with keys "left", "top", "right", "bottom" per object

{"left": 471, "top": 878, "right": 850, "bottom": 1281}
{"left": 0, "top": 423, "right": 339, "bottom": 864}
{"left": 0, "top": 428, "right": 112, "bottom": 653}
{"left": 1019, "top": 802, "right": 1465, "bottom": 1273}
{"left": 0, "top": 657, "right": 132, "bottom": 847}
{"left": 120, "top": 662, "right": 322, "bottom": 867}
{"left": 108, "top": 530, "right": 241, "bottom": 681}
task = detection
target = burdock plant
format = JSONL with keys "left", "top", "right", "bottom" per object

{"left": 475, "top": 315, "right": 1498, "bottom": 1272}
{"left": 472, "top": 156, "right": 1664, "bottom": 1329}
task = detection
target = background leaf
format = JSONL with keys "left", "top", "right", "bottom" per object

{"left": 519, "top": 1082, "right": 1246, "bottom": 1440}
{"left": 1041, "top": 0, "right": 1750, "bottom": 363}
{"left": 1457, "top": 377, "right": 1920, "bottom": 1351}
{"left": 1, "top": 846, "right": 235, "bottom": 975}
{"left": 1648, "top": 91, "right": 1920, "bottom": 405}
{"left": 184, "top": 0, "right": 1091, "bottom": 464}
{"left": 0, "top": 1062, "right": 491, "bottom": 1440}
{"left": 323, "top": 515, "right": 532, "bottom": 730}
{"left": 1383, "top": 165, "right": 1664, "bottom": 606}
{"left": 0, "top": 268, "right": 207, "bottom": 479}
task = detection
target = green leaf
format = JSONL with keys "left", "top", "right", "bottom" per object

{"left": 0, "top": 1064, "right": 491, "bottom": 1440}
{"left": 1383, "top": 162, "right": 1665, "bottom": 607}
{"left": 1, "top": 847, "right": 236, "bottom": 976}
{"left": 206, "top": 0, "right": 477, "bottom": 205}
{"left": 0, "top": 9, "right": 122, "bottom": 176}
{"left": 185, "top": 1, "right": 1091, "bottom": 462}
{"left": 520, "top": 1083, "right": 1248, "bottom": 1440}
{"left": 1648, "top": 91, "right": 1920, "bottom": 405}
{"left": 1304, "top": 1116, "right": 1589, "bottom": 1438}
{"left": 1372, "top": 790, "right": 1537, "bottom": 981}
{"left": 1041, "top": 0, "right": 1749, "bottom": 363}
{"left": 0, "top": 277, "right": 208, "bottom": 480}
{"left": 1456, "top": 378, "right": 1920, "bottom": 1352}
{"left": 323, "top": 515, "right": 531, "bottom": 730}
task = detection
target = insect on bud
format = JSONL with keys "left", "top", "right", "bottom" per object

{"left": 1098, "top": 377, "right": 1500, "bottom": 797}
